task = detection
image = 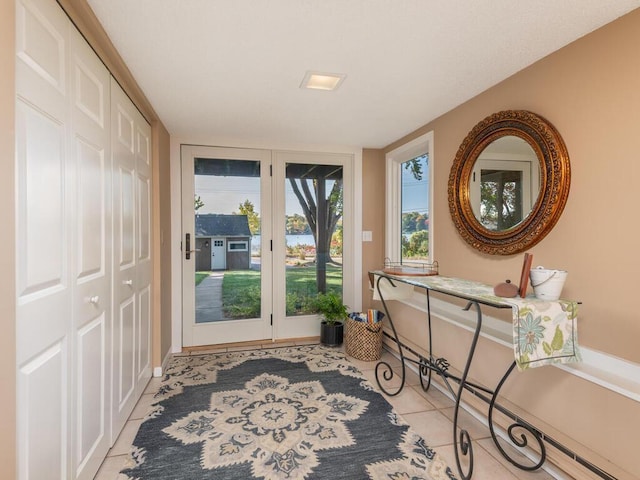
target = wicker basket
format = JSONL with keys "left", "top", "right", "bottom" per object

{"left": 345, "top": 317, "right": 384, "bottom": 362}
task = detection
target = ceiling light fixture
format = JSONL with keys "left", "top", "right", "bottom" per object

{"left": 300, "top": 71, "right": 346, "bottom": 91}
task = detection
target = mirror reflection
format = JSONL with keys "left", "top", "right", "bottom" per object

{"left": 470, "top": 136, "right": 540, "bottom": 231}
{"left": 448, "top": 110, "right": 571, "bottom": 255}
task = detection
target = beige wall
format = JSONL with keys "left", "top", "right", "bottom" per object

{"left": 1, "top": 1, "right": 17, "bottom": 478}
{"left": 363, "top": 9, "right": 640, "bottom": 479}
{"left": 152, "top": 121, "right": 173, "bottom": 367}
{"left": 361, "top": 149, "right": 386, "bottom": 307}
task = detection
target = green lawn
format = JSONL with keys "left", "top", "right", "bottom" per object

{"left": 221, "top": 264, "right": 343, "bottom": 318}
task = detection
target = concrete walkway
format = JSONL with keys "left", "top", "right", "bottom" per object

{"left": 195, "top": 261, "right": 262, "bottom": 323}
{"left": 195, "top": 272, "right": 225, "bottom": 323}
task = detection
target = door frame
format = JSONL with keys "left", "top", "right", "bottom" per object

{"left": 171, "top": 140, "right": 362, "bottom": 352}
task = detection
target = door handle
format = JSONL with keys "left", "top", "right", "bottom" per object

{"left": 185, "top": 233, "right": 200, "bottom": 259}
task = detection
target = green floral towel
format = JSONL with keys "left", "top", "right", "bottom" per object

{"left": 506, "top": 297, "right": 581, "bottom": 371}
{"left": 373, "top": 273, "right": 581, "bottom": 371}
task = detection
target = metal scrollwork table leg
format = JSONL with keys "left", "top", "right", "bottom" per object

{"left": 374, "top": 275, "right": 547, "bottom": 480}
{"left": 374, "top": 275, "right": 407, "bottom": 397}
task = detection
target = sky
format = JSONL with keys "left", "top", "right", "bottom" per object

{"left": 194, "top": 155, "right": 429, "bottom": 217}
{"left": 195, "top": 175, "right": 317, "bottom": 217}
{"left": 195, "top": 175, "right": 262, "bottom": 215}
{"left": 401, "top": 155, "right": 429, "bottom": 214}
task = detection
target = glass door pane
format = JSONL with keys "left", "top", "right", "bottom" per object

{"left": 285, "top": 163, "right": 343, "bottom": 316}
{"left": 479, "top": 168, "right": 524, "bottom": 230}
{"left": 194, "top": 158, "right": 262, "bottom": 323}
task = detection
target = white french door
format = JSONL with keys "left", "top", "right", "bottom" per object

{"left": 181, "top": 146, "right": 353, "bottom": 348}
{"left": 271, "top": 151, "right": 351, "bottom": 340}
{"left": 181, "top": 146, "right": 273, "bottom": 346}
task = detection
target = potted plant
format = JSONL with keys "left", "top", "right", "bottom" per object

{"left": 313, "top": 291, "right": 348, "bottom": 346}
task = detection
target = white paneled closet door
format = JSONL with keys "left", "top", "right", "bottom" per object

{"left": 16, "top": 0, "right": 153, "bottom": 478}
{"left": 16, "top": 0, "right": 112, "bottom": 479}
{"left": 15, "top": 0, "right": 72, "bottom": 477}
{"left": 69, "top": 24, "right": 112, "bottom": 480}
{"left": 111, "top": 78, "right": 152, "bottom": 439}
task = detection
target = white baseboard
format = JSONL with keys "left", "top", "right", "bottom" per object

{"left": 399, "top": 292, "right": 640, "bottom": 403}
{"left": 153, "top": 348, "right": 174, "bottom": 377}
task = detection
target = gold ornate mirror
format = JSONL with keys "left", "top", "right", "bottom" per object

{"left": 448, "top": 110, "right": 570, "bottom": 255}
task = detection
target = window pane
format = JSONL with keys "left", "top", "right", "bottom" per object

{"left": 401, "top": 154, "right": 429, "bottom": 262}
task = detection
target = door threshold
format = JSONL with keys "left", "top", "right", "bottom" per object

{"left": 182, "top": 336, "right": 320, "bottom": 355}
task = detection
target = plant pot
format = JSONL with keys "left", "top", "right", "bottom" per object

{"left": 320, "top": 320, "right": 344, "bottom": 346}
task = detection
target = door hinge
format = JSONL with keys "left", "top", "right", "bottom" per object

{"left": 270, "top": 164, "right": 272, "bottom": 176}
{"left": 270, "top": 314, "right": 273, "bottom": 326}
{"left": 270, "top": 239, "right": 273, "bottom": 251}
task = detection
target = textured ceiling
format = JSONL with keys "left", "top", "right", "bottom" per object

{"left": 87, "top": 0, "right": 640, "bottom": 148}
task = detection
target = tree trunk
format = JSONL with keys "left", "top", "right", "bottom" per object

{"left": 316, "top": 179, "right": 327, "bottom": 293}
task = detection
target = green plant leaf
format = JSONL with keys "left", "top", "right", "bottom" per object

{"left": 311, "top": 292, "right": 348, "bottom": 324}
{"left": 543, "top": 342, "right": 552, "bottom": 355}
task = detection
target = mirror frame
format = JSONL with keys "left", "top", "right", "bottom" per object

{"left": 448, "top": 110, "right": 570, "bottom": 255}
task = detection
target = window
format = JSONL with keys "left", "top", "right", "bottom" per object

{"left": 228, "top": 241, "right": 248, "bottom": 251}
{"left": 386, "top": 131, "right": 434, "bottom": 264}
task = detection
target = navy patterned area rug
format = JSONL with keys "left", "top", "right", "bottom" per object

{"left": 120, "top": 345, "right": 456, "bottom": 480}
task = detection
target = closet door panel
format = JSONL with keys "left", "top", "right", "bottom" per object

{"left": 137, "top": 285, "right": 152, "bottom": 386}
{"left": 111, "top": 78, "right": 152, "bottom": 435}
{"left": 16, "top": 0, "right": 67, "bottom": 116}
{"left": 135, "top": 127, "right": 152, "bottom": 390}
{"left": 75, "top": 316, "right": 105, "bottom": 474}
{"left": 69, "top": 26, "right": 111, "bottom": 480}
{"left": 137, "top": 170, "right": 151, "bottom": 262}
{"left": 112, "top": 161, "right": 137, "bottom": 436}
{"left": 15, "top": 101, "right": 66, "bottom": 303}
{"left": 115, "top": 297, "right": 136, "bottom": 415}
{"left": 15, "top": 1, "right": 71, "bottom": 478}
{"left": 18, "top": 342, "right": 68, "bottom": 480}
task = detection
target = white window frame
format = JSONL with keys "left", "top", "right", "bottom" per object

{"left": 385, "top": 131, "right": 434, "bottom": 263}
{"left": 227, "top": 240, "right": 248, "bottom": 252}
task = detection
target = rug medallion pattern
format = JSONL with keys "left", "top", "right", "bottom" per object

{"left": 120, "top": 345, "right": 456, "bottom": 480}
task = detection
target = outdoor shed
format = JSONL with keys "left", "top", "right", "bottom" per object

{"left": 195, "top": 214, "right": 252, "bottom": 271}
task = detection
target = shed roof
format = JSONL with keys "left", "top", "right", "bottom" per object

{"left": 195, "top": 214, "right": 251, "bottom": 237}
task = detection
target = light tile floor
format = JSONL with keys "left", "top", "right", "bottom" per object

{"left": 95, "top": 343, "right": 560, "bottom": 480}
